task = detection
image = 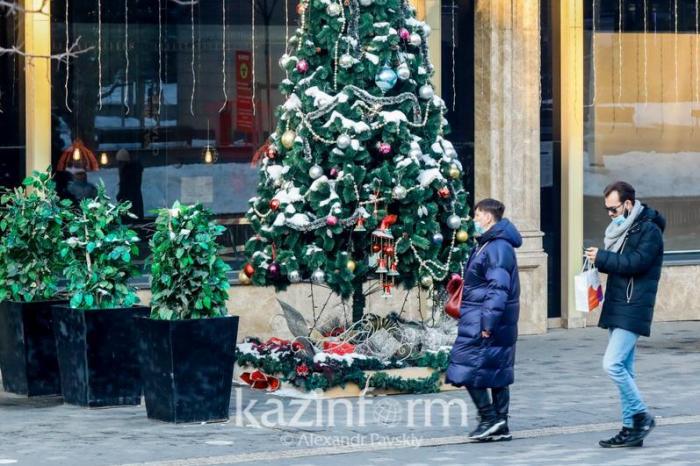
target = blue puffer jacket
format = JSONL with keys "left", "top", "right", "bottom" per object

{"left": 446, "top": 219, "right": 522, "bottom": 389}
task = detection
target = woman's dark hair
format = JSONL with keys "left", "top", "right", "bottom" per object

{"left": 604, "top": 181, "right": 636, "bottom": 204}
{"left": 474, "top": 198, "right": 505, "bottom": 222}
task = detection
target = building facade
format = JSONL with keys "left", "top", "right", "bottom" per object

{"left": 1, "top": 0, "right": 698, "bottom": 338}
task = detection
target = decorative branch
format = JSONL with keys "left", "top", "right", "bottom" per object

{"left": 0, "top": 0, "right": 49, "bottom": 16}
{"left": 0, "top": 37, "right": 93, "bottom": 64}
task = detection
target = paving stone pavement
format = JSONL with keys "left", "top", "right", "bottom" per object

{"left": 1, "top": 321, "right": 699, "bottom": 466}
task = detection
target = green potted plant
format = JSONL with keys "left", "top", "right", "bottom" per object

{"left": 52, "top": 184, "right": 149, "bottom": 407}
{"left": 0, "top": 170, "right": 68, "bottom": 396}
{"left": 136, "top": 202, "right": 239, "bottom": 423}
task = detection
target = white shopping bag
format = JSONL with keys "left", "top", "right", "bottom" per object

{"left": 574, "top": 258, "right": 604, "bottom": 312}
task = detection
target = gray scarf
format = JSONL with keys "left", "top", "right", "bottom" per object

{"left": 604, "top": 200, "right": 644, "bottom": 252}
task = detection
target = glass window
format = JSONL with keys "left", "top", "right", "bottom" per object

{"left": 0, "top": 15, "right": 24, "bottom": 188}
{"left": 584, "top": 0, "right": 700, "bottom": 253}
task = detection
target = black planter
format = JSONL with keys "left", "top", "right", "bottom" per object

{"left": 52, "top": 305, "right": 150, "bottom": 407}
{"left": 136, "top": 315, "right": 239, "bottom": 423}
{"left": 0, "top": 300, "right": 65, "bottom": 396}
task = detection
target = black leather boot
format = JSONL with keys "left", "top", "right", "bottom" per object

{"left": 466, "top": 388, "right": 504, "bottom": 440}
{"left": 488, "top": 387, "right": 512, "bottom": 441}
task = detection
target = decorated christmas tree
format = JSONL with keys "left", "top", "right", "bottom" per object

{"left": 244, "top": 0, "right": 474, "bottom": 322}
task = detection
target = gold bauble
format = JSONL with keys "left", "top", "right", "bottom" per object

{"left": 346, "top": 260, "right": 356, "bottom": 272}
{"left": 238, "top": 270, "right": 252, "bottom": 285}
{"left": 456, "top": 230, "right": 469, "bottom": 242}
{"left": 449, "top": 166, "right": 461, "bottom": 179}
{"left": 281, "top": 130, "right": 296, "bottom": 149}
{"left": 420, "top": 275, "right": 433, "bottom": 288}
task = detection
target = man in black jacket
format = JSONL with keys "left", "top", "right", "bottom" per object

{"left": 585, "top": 181, "right": 665, "bottom": 448}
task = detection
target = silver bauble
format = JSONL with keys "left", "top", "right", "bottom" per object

{"left": 432, "top": 232, "right": 444, "bottom": 245}
{"left": 359, "top": 0, "right": 373, "bottom": 6}
{"left": 419, "top": 84, "right": 434, "bottom": 100}
{"left": 446, "top": 214, "right": 462, "bottom": 230}
{"left": 420, "top": 275, "right": 434, "bottom": 288}
{"left": 397, "top": 63, "right": 411, "bottom": 80}
{"left": 339, "top": 53, "right": 354, "bottom": 69}
{"left": 326, "top": 3, "right": 341, "bottom": 16}
{"left": 288, "top": 270, "right": 301, "bottom": 283}
{"left": 392, "top": 185, "right": 408, "bottom": 200}
{"left": 336, "top": 134, "right": 351, "bottom": 149}
{"left": 309, "top": 164, "right": 323, "bottom": 179}
{"left": 311, "top": 269, "right": 326, "bottom": 284}
{"left": 409, "top": 33, "right": 422, "bottom": 47}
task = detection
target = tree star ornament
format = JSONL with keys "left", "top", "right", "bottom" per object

{"left": 281, "top": 130, "right": 296, "bottom": 149}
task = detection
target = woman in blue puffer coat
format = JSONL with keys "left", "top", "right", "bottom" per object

{"left": 446, "top": 198, "right": 522, "bottom": 442}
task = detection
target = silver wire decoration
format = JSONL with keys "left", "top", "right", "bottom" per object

{"left": 190, "top": 0, "right": 196, "bottom": 116}
{"left": 219, "top": 0, "right": 228, "bottom": 113}
{"left": 97, "top": 0, "right": 102, "bottom": 110}
{"left": 124, "top": 0, "right": 130, "bottom": 115}
{"left": 65, "top": 0, "right": 72, "bottom": 113}
{"left": 157, "top": 0, "right": 163, "bottom": 117}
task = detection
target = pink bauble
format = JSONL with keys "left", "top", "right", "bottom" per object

{"left": 399, "top": 28, "right": 410, "bottom": 40}
{"left": 378, "top": 142, "right": 392, "bottom": 155}
{"left": 296, "top": 59, "right": 309, "bottom": 73}
{"left": 326, "top": 215, "right": 338, "bottom": 227}
{"left": 329, "top": 167, "right": 339, "bottom": 178}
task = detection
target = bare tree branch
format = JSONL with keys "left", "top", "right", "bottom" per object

{"left": 0, "top": 0, "right": 49, "bottom": 16}
{"left": 0, "top": 36, "right": 93, "bottom": 64}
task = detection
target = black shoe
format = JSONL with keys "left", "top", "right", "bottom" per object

{"left": 599, "top": 427, "right": 643, "bottom": 448}
{"left": 469, "top": 418, "right": 506, "bottom": 440}
{"left": 482, "top": 422, "right": 512, "bottom": 442}
{"left": 626, "top": 412, "right": 656, "bottom": 444}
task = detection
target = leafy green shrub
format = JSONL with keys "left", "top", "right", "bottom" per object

{"left": 60, "top": 183, "right": 140, "bottom": 309}
{"left": 149, "top": 202, "right": 231, "bottom": 320}
{"left": 0, "top": 170, "right": 68, "bottom": 302}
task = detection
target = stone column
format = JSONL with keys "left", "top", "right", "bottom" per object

{"left": 474, "top": 0, "right": 548, "bottom": 334}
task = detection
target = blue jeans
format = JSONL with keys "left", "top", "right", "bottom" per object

{"left": 603, "top": 328, "right": 648, "bottom": 427}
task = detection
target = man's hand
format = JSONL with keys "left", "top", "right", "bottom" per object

{"left": 585, "top": 247, "right": 599, "bottom": 263}
{"left": 481, "top": 330, "right": 491, "bottom": 338}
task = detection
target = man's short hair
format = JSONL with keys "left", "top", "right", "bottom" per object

{"left": 474, "top": 198, "right": 505, "bottom": 222}
{"left": 604, "top": 181, "right": 636, "bottom": 204}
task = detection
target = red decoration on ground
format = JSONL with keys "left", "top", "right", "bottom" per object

{"left": 240, "top": 370, "right": 280, "bottom": 391}
{"left": 243, "top": 263, "right": 255, "bottom": 277}
{"left": 322, "top": 341, "right": 356, "bottom": 355}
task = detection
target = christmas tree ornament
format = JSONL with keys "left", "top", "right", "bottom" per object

{"left": 378, "top": 142, "right": 392, "bottom": 155}
{"left": 423, "top": 24, "right": 432, "bottom": 37}
{"left": 456, "top": 230, "right": 469, "bottom": 242}
{"left": 238, "top": 270, "right": 252, "bottom": 285}
{"left": 326, "top": 215, "right": 338, "bottom": 227}
{"left": 346, "top": 259, "right": 356, "bottom": 272}
{"left": 409, "top": 33, "right": 422, "bottom": 47}
{"left": 397, "top": 63, "right": 411, "bottom": 80}
{"left": 269, "top": 199, "right": 281, "bottom": 211}
{"left": 388, "top": 262, "right": 400, "bottom": 276}
{"left": 268, "top": 262, "right": 281, "bottom": 279}
{"left": 382, "top": 283, "right": 393, "bottom": 298}
{"left": 371, "top": 243, "right": 382, "bottom": 253}
{"left": 296, "top": 59, "right": 309, "bottom": 73}
{"left": 355, "top": 217, "right": 367, "bottom": 232}
{"left": 420, "top": 275, "right": 434, "bottom": 288}
{"left": 383, "top": 244, "right": 394, "bottom": 256}
{"left": 419, "top": 84, "right": 434, "bottom": 100}
{"left": 281, "top": 130, "right": 296, "bottom": 149}
{"left": 432, "top": 232, "right": 444, "bottom": 245}
{"left": 315, "top": 47, "right": 323, "bottom": 54}
{"left": 309, "top": 164, "right": 323, "bottom": 179}
{"left": 326, "top": 2, "right": 341, "bottom": 16}
{"left": 375, "top": 65, "right": 398, "bottom": 92}
{"left": 447, "top": 214, "right": 461, "bottom": 230}
{"left": 288, "top": 270, "right": 301, "bottom": 283}
{"left": 438, "top": 187, "right": 450, "bottom": 198}
{"left": 359, "top": 0, "right": 373, "bottom": 6}
{"left": 267, "top": 146, "right": 278, "bottom": 159}
{"left": 336, "top": 133, "right": 351, "bottom": 149}
{"left": 296, "top": 2, "right": 305, "bottom": 15}
{"left": 449, "top": 165, "right": 461, "bottom": 179}
{"left": 279, "top": 53, "right": 291, "bottom": 70}
{"left": 376, "top": 258, "right": 388, "bottom": 274}
{"left": 243, "top": 263, "right": 255, "bottom": 277}
{"left": 392, "top": 185, "right": 407, "bottom": 200}
{"left": 329, "top": 167, "right": 339, "bottom": 178}
{"left": 339, "top": 53, "right": 354, "bottom": 69}
{"left": 399, "top": 28, "right": 410, "bottom": 40}
{"left": 311, "top": 269, "right": 326, "bottom": 284}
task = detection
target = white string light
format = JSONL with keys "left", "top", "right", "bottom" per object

{"left": 219, "top": 0, "right": 228, "bottom": 113}
{"left": 252, "top": 0, "right": 256, "bottom": 116}
{"left": 618, "top": 0, "right": 623, "bottom": 103}
{"left": 124, "top": 0, "right": 130, "bottom": 115}
{"left": 587, "top": 0, "right": 597, "bottom": 108}
{"left": 64, "top": 0, "right": 72, "bottom": 113}
{"left": 97, "top": 0, "right": 102, "bottom": 110}
{"left": 157, "top": 0, "right": 163, "bottom": 117}
{"left": 451, "top": 0, "right": 456, "bottom": 111}
{"left": 285, "top": 0, "right": 289, "bottom": 52}
{"left": 190, "top": 0, "right": 196, "bottom": 116}
{"left": 643, "top": 0, "right": 648, "bottom": 106}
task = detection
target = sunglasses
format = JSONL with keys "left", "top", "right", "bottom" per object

{"left": 604, "top": 203, "right": 623, "bottom": 213}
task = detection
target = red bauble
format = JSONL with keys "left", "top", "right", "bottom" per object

{"left": 243, "top": 263, "right": 255, "bottom": 277}
{"left": 269, "top": 199, "right": 281, "bottom": 210}
{"left": 372, "top": 243, "right": 382, "bottom": 253}
{"left": 383, "top": 244, "right": 394, "bottom": 256}
{"left": 438, "top": 187, "right": 450, "bottom": 198}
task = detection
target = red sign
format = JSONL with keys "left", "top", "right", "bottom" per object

{"left": 235, "top": 51, "right": 254, "bottom": 133}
